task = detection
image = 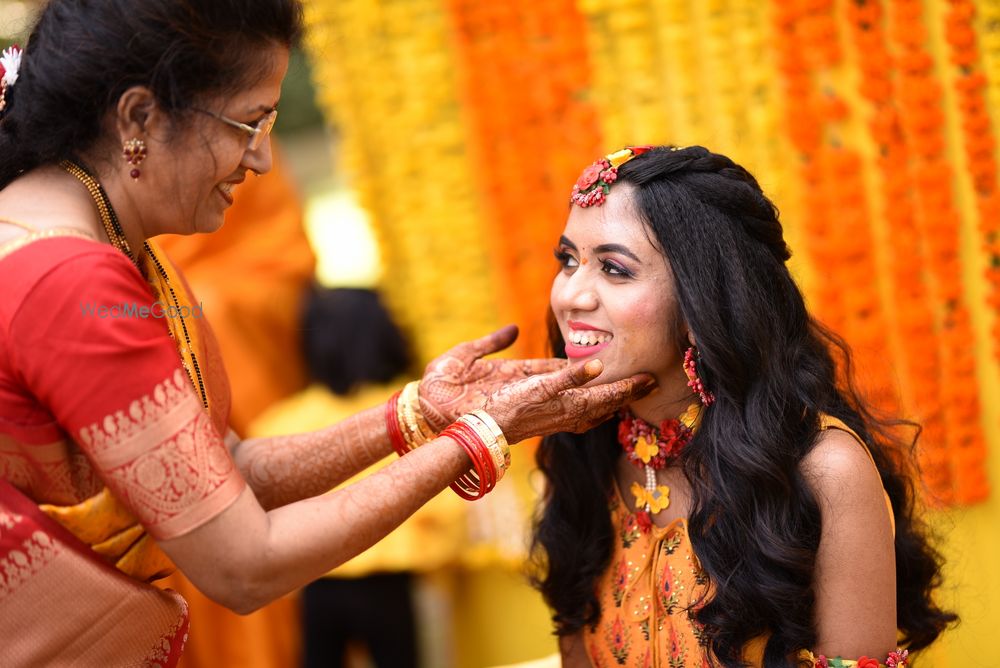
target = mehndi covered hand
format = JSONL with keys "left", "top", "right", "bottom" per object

{"left": 481, "top": 358, "right": 656, "bottom": 444}
{"left": 418, "top": 325, "right": 571, "bottom": 431}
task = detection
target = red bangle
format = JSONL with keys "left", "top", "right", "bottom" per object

{"left": 442, "top": 422, "right": 496, "bottom": 500}
{"left": 446, "top": 425, "right": 486, "bottom": 499}
{"left": 386, "top": 391, "right": 408, "bottom": 457}
{"left": 452, "top": 420, "right": 497, "bottom": 493}
{"left": 442, "top": 426, "right": 481, "bottom": 500}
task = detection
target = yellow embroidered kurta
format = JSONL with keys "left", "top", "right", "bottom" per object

{"left": 584, "top": 417, "right": 893, "bottom": 667}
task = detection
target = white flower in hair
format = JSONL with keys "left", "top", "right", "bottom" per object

{"left": 1, "top": 45, "right": 22, "bottom": 87}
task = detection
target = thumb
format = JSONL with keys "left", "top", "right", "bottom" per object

{"left": 546, "top": 359, "right": 604, "bottom": 394}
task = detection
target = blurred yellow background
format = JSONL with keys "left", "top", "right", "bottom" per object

{"left": 3, "top": 0, "right": 998, "bottom": 665}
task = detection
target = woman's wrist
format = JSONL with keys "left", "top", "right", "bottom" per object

{"left": 386, "top": 389, "right": 512, "bottom": 501}
{"left": 386, "top": 381, "right": 436, "bottom": 456}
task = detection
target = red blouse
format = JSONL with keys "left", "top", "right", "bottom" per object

{"left": 0, "top": 235, "right": 244, "bottom": 545}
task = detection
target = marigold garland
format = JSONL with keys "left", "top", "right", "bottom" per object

{"left": 979, "top": 0, "right": 1000, "bottom": 357}
{"left": 771, "top": 0, "right": 900, "bottom": 421}
{"left": 886, "top": 0, "right": 985, "bottom": 504}
{"left": 843, "top": 0, "right": 951, "bottom": 501}
{"left": 444, "top": 0, "right": 602, "bottom": 356}
{"left": 939, "top": 0, "right": 992, "bottom": 502}
{"left": 578, "top": 0, "right": 675, "bottom": 146}
{"left": 303, "top": 0, "right": 502, "bottom": 366}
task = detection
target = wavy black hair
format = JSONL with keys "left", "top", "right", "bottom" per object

{"left": 530, "top": 146, "right": 956, "bottom": 666}
{"left": 0, "top": 0, "right": 303, "bottom": 189}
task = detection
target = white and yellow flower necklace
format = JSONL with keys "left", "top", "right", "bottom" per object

{"left": 617, "top": 404, "right": 701, "bottom": 532}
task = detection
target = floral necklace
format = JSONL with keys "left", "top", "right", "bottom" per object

{"left": 617, "top": 403, "right": 701, "bottom": 532}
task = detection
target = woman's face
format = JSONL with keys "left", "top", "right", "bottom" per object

{"left": 550, "top": 185, "right": 685, "bottom": 392}
{"left": 145, "top": 45, "right": 290, "bottom": 235}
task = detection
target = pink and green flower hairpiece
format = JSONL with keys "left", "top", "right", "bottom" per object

{"left": 570, "top": 145, "right": 653, "bottom": 208}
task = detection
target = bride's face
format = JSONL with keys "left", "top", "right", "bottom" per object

{"left": 550, "top": 185, "right": 684, "bottom": 390}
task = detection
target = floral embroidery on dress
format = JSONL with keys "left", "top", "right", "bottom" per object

{"left": 0, "top": 509, "right": 20, "bottom": 532}
{"left": 606, "top": 615, "right": 632, "bottom": 665}
{"left": 612, "top": 557, "right": 629, "bottom": 607}
{"left": 75, "top": 369, "right": 243, "bottom": 540}
{"left": 662, "top": 529, "right": 682, "bottom": 556}
{"left": 0, "top": 529, "right": 60, "bottom": 598}
{"left": 141, "top": 593, "right": 189, "bottom": 667}
{"left": 668, "top": 623, "right": 688, "bottom": 668}
{"left": 0, "top": 434, "right": 103, "bottom": 505}
{"left": 687, "top": 608, "right": 710, "bottom": 648}
{"left": 621, "top": 511, "right": 642, "bottom": 548}
{"left": 638, "top": 617, "right": 651, "bottom": 642}
{"left": 659, "top": 561, "right": 681, "bottom": 615}
{"left": 79, "top": 370, "right": 190, "bottom": 455}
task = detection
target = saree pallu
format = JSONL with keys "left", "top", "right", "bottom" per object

{"left": 0, "top": 478, "right": 188, "bottom": 667}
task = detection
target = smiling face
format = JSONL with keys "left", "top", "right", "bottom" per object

{"left": 550, "top": 185, "right": 691, "bottom": 413}
{"left": 143, "top": 45, "right": 290, "bottom": 235}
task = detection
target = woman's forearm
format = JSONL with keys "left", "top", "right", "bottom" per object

{"left": 164, "top": 434, "right": 468, "bottom": 614}
{"left": 231, "top": 402, "right": 394, "bottom": 509}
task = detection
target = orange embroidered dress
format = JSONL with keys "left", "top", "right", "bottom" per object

{"left": 0, "top": 229, "right": 244, "bottom": 666}
{"left": 583, "top": 418, "right": 892, "bottom": 667}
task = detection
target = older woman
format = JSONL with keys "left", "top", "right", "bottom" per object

{"left": 0, "top": 2, "right": 652, "bottom": 665}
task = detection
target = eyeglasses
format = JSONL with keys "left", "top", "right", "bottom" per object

{"left": 195, "top": 108, "right": 278, "bottom": 151}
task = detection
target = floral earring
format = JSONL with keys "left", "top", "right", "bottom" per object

{"left": 122, "top": 138, "right": 148, "bottom": 180}
{"left": 683, "top": 345, "right": 715, "bottom": 406}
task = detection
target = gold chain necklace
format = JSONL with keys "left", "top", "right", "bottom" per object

{"left": 60, "top": 160, "right": 209, "bottom": 410}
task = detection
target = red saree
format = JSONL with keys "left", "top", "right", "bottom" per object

{"left": 0, "top": 229, "right": 244, "bottom": 665}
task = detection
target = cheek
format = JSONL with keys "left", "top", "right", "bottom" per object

{"left": 549, "top": 275, "right": 563, "bottom": 310}
{"left": 613, "top": 297, "right": 676, "bottom": 364}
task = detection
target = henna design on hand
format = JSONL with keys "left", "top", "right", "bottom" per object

{"left": 418, "top": 325, "right": 569, "bottom": 431}
{"left": 234, "top": 404, "right": 392, "bottom": 510}
{"left": 483, "top": 360, "right": 657, "bottom": 444}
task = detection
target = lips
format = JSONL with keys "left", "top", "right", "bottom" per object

{"left": 564, "top": 321, "right": 613, "bottom": 359}
{"left": 216, "top": 179, "right": 243, "bottom": 206}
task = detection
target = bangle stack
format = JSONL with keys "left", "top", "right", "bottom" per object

{"left": 440, "top": 409, "right": 510, "bottom": 501}
{"left": 386, "top": 381, "right": 434, "bottom": 457}
{"left": 385, "top": 383, "right": 510, "bottom": 501}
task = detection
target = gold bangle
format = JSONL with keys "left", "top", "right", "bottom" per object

{"left": 408, "top": 381, "right": 436, "bottom": 442}
{"left": 399, "top": 381, "right": 430, "bottom": 448}
{"left": 458, "top": 414, "right": 507, "bottom": 481}
{"left": 469, "top": 409, "right": 510, "bottom": 462}
{"left": 463, "top": 412, "right": 510, "bottom": 471}
{"left": 395, "top": 384, "right": 417, "bottom": 452}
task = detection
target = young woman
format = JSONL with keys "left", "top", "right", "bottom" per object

{"left": 532, "top": 146, "right": 955, "bottom": 667}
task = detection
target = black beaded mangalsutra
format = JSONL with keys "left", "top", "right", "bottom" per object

{"left": 61, "top": 160, "right": 208, "bottom": 410}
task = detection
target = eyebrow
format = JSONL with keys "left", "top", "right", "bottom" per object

{"left": 250, "top": 103, "right": 278, "bottom": 116}
{"left": 595, "top": 243, "right": 642, "bottom": 263}
{"left": 559, "top": 236, "right": 642, "bottom": 263}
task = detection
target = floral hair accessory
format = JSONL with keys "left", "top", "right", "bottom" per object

{"left": 570, "top": 145, "right": 653, "bottom": 207}
{"left": 0, "top": 44, "right": 23, "bottom": 115}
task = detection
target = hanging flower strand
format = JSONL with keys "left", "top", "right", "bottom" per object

{"left": 0, "top": 44, "right": 23, "bottom": 115}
